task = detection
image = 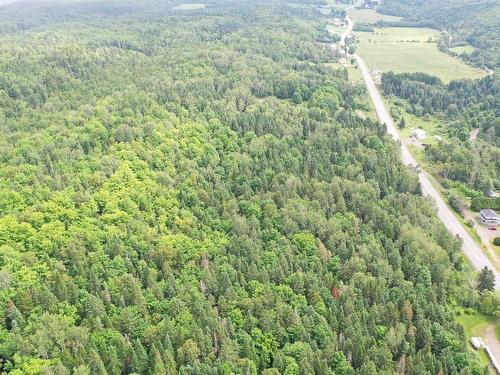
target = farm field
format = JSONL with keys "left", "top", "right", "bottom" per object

{"left": 323, "top": 0, "right": 353, "bottom": 10}
{"left": 320, "top": 1, "right": 361, "bottom": 15}
{"left": 347, "top": 8, "right": 401, "bottom": 23}
{"left": 173, "top": 3, "right": 206, "bottom": 10}
{"left": 356, "top": 27, "right": 487, "bottom": 82}
{"left": 364, "top": 27, "right": 438, "bottom": 42}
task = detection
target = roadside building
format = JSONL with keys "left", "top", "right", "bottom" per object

{"left": 411, "top": 128, "right": 427, "bottom": 140}
{"left": 479, "top": 209, "right": 498, "bottom": 226}
{"left": 487, "top": 189, "right": 497, "bottom": 198}
{"left": 333, "top": 18, "right": 345, "bottom": 27}
{"left": 339, "top": 57, "right": 349, "bottom": 65}
{"left": 371, "top": 70, "right": 382, "bottom": 83}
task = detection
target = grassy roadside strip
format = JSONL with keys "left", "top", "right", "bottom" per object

{"left": 456, "top": 311, "right": 499, "bottom": 374}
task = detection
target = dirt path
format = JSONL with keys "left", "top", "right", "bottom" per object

{"left": 340, "top": 14, "right": 353, "bottom": 46}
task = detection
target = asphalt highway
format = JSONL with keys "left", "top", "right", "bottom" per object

{"left": 354, "top": 51, "right": 500, "bottom": 289}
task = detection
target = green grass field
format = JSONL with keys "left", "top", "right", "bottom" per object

{"left": 356, "top": 27, "right": 486, "bottom": 82}
{"left": 493, "top": 239, "right": 500, "bottom": 262}
{"left": 449, "top": 45, "right": 476, "bottom": 54}
{"left": 457, "top": 312, "right": 496, "bottom": 339}
{"left": 456, "top": 312, "right": 498, "bottom": 373}
{"left": 347, "top": 65, "right": 363, "bottom": 83}
{"left": 348, "top": 8, "right": 401, "bottom": 23}
{"left": 325, "top": 61, "right": 364, "bottom": 85}
{"left": 327, "top": 24, "right": 347, "bottom": 37}
{"left": 365, "top": 27, "right": 438, "bottom": 42}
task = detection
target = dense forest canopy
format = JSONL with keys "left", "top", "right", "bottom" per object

{"left": 0, "top": 0, "right": 492, "bottom": 374}
{"left": 378, "top": 0, "right": 500, "bottom": 69}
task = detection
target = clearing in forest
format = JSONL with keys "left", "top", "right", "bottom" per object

{"left": 356, "top": 27, "right": 487, "bottom": 82}
{"left": 449, "top": 45, "right": 476, "bottom": 54}
{"left": 456, "top": 312, "right": 499, "bottom": 374}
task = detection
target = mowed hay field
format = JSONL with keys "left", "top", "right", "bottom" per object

{"left": 356, "top": 28, "right": 486, "bottom": 82}
{"left": 347, "top": 8, "right": 401, "bottom": 23}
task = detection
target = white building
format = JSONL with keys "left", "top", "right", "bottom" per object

{"left": 487, "top": 190, "right": 497, "bottom": 198}
{"left": 372, "top": 70, "right": 382, "bottom": 83}
{"left": 479, "top": 209, "right": 498, "bottom": 226}
{"left": 411, "top": 128, "right": 427, "bottom": 140}
{"left": 333, "top": 18, "right": 345, "bottom": 26}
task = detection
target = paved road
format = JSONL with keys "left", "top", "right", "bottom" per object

{"left": 354, "top": 54, "right": 500, "bottom": 289}
{"left": 340, "top": 14, "right": 353, "bottom": 46}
